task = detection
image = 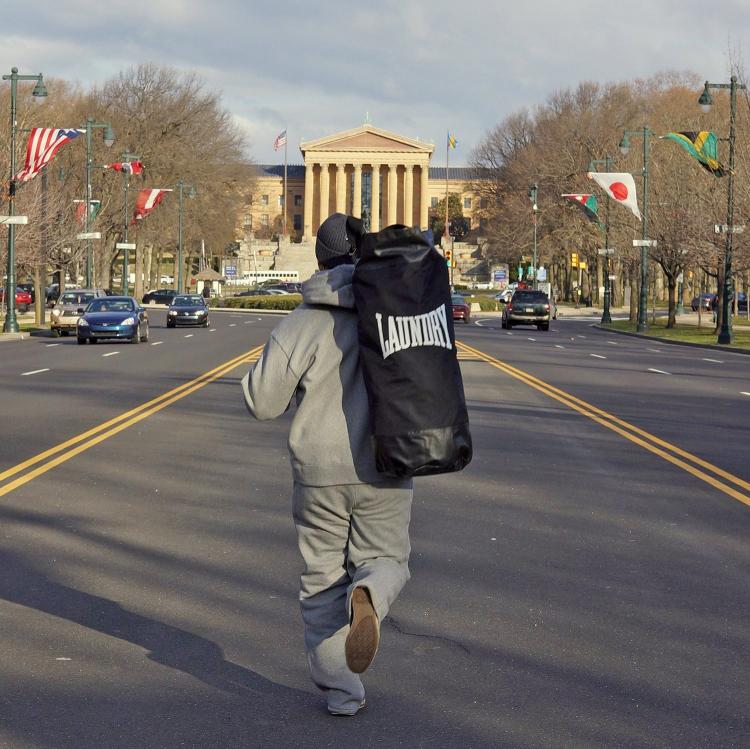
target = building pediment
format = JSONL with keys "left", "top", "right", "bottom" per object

{"left": 301, "top": 124, "right": 434, "bottom": 155}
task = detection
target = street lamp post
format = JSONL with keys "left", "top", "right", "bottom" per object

{"left": 699, "top": 76, "right": 747, "bottom": 345}
{"left": 83, "top": 117, "right": 115, "bottom": 287}
{"left": 589, "top": 156, "right": 614, "bottom": 324}
{"left": 117, "top": 151, "right": 139, "bottom": 295}
{"left": 2, "top": 67, "right": 47, "bottom": 333}
{"left": 528, "top": 183, "right": 538, "bottom": 289}
{"left": 176, "top": 180, "right": 197, "bottom": 293}
{"left": 619, "top": 127, "right": 657, "bottom": 332}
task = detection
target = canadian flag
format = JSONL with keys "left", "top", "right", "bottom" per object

{"left": 133, "top": 188, "right": 172, "bottom": 221}
{"left": 106, "top": 160, "right": 144, "bottom": 175}
{"left": 587, "top": 172, "right": 642, "bottom": 221}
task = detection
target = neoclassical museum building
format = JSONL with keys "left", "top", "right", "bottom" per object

{"left": 242, "top": 124, "right": 481, "bottom": 241}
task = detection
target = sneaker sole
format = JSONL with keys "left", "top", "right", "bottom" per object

{"left": 345, "top": 587, "right": 379, "bottom": 673}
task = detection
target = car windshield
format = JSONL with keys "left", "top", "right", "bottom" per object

{"left": 61, "top": 292, "right": 95, "bottom": 305}
{"left": 452, "top": 296, "right": 467, "bottom": 304}
{"left": 88, "top": 299, "right": 134, "bottom": 313}
{"left": 173, "top": 296, "right": 204, "bottom": 306}
{"left": 512, "top": 291, "right": 548, "bottom": 303}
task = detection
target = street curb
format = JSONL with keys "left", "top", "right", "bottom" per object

{"left": 0, "top": 332, "right": 28, "bottom": 342}
{"left": 210, "top": 306, "right": 291, "bottom": 315}
{"left": 593, "top": 324, "right": 750, "bottom": 356}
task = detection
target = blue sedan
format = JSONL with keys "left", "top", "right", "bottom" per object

{"left": 76, "top": 296, "right": 149, "bottom": 344}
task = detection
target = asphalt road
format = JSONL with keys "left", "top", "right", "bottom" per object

{"left": 0, "top": 310, "right": 748, "bottom": 749}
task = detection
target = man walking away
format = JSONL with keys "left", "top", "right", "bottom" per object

{"left": 241, "top": 213, "right": 413, "bottom": 716}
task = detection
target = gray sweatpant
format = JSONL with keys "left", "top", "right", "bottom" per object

{"left": 292, "top": 479, "right": 413, "bottom": 714}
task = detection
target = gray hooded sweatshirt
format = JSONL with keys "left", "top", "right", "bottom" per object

{"left": 241, "top": 264, "right": 384, "bottom": 487}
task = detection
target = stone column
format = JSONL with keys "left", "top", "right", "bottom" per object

{"left": 353, "top": 164, "right": 362, "bottom": 218}
{"left": 419, "top": 162, "right": 429, "bottom": 229}
{"left": 404, "top": 164, "right": 414, "bottom": 228}
{"left": 387, "top": 164, "right": 398, "bottom": 226}
{"left": 371, "top": 164, "right": 380, "bottom": 232}
{"left": 303, "top": 162, "right": 314, "bottom": 241}
{"left": 319, "top": 163, "right": 330, "bottom": 229}
{"left": 335, "top": 163, "right": 346, "bottom": 213}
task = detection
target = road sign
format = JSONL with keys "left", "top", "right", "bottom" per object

{"left": 76, "top": 232, "right": 101, "bottom": 240}
{"left": 225, "top": 264, "right": 237, "bottom": 277}
{"left": 537, "top": 266, "right": 547, "bottom": 281}
{"left": 597, "top": 248, "right": 615, "bottom": 255}
{"left": 115, "top": 242, "right": 136, "bottom": 250}
{"left": 632, "top": 239, "right": 656, "bottom": 247}
{"left": 0, "top": 215, "right": 28, "bottom": 225}
{"left": 579, "top": 261, "right": 587, "bottom": 270}
{"left": 714, "top": 224, "right": 745, "bottom": 234}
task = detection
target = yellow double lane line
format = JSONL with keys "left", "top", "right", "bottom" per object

{"left": 0, "top": 345, "right": 263, "bottom": 498}
{"left": 456, "top": 340, "right": 750, "bottom": 508}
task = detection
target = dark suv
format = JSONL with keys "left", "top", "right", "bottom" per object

{"left": 502, "top": 290, "right": 552, "bottom": 331}
{"left": 142, "top": 289, "right": 178, "bottom": 305}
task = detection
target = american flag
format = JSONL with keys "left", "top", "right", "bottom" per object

{"left": 105, "top": 161, "right": 145, "bottom": 176}
{"left": 273, "top": 129, "right": 287, "bottom": 151}
{"left": 133, "top": 188, "right": 172, "bottom": 222}
{"left": 14, "top": 128, "right": 82, "bottom": 183}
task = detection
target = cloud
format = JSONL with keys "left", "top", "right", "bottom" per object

{"left": 1, "top": 0, "right": 748, "bottom": 164}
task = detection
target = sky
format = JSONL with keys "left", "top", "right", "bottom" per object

{"left": 2, "top": 0, "right": 749, "bottom": 166}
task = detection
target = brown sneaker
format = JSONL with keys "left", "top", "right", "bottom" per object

{"left": 345, "top": 587, "right": 380, "bottom": 673}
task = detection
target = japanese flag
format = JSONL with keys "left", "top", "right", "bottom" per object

{"left": 587, "top": 172, "right": 642, "bottom": 221}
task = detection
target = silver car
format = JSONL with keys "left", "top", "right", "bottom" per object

{"left": 50, "top": 289, "right": 108, "bottom": 336}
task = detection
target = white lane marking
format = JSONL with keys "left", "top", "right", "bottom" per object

{"left": 21, "top": 368, "right": 50, "bottom": 376}
{"left": 607, "top": 341, "right": 619, "bottom": 345}
{"left": 184, "top": 334, "right": 194, "bottom": 338}
{"left": 741, "top": 392, "right": 750, "bottom": 397}
{"left": 554, "top": 344, "right": 566, "bottom": 349}
{"left": 244, "top": 321, "right": 253, "bottom": 324}
{"left": 46, "top": 343, "right": 60, "bottom": 347}
{"left": 506, "top": 332, "right": 513, "bottom": 336}
{"left": 578, "top": 334, "right": 587, "bottom": 338}
{"left": 209, "top": 329, "right": 216, "bottom": 332}
{"left": 229, "top": 324, "right": 237, "bottom": 327}
{"left": 590, "top": 353, "right": 607, "bottom": 359}
{"left": 102, "top": 351, "right": 119, "bottom": 358}
{"left": 648, "top": 367, "right": 671, "bottom": 375}
{"left": 150, "top": 341, "right": 163, "bottom": 346}
{"left": 647, "top": 348, "right": 662, "bottom": 353}
{"left": 527, "top": 337, "right": 536, "bottom": 341}
{"left": 474, "top": 318, "right": 492, "bottom": 327}
{"left": 702, "top": 357, "right": 723, "bottom": 363}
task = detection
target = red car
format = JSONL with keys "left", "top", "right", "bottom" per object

{"left": 0, "top": 287, "right": 32, "bottom": 312}
{"left": 451, "top": 294, "right": 471, "bottom": 324}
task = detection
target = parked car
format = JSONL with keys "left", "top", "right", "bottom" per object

{"left": 50, "top": 289, "right": 108, "bottom": 336}
{"left": 17, "top": 283, "right": 36, "bottom": 304}
{"left": 166, "top": 295, "right": 210, "bottom": 328}
{"left": 235, "top": 288, "right": 282, "bottom": 297}
{"left": 0, "top": 286, "right": 33, "bottom": 313}
{"left": 691, "top": 293, "right": 716, "bottom": 312}
{"left": 502, "top": 289, "right": 552, "bottom": 330}
{"left": 451, "top": 294, "right": 471, "bottom": 324}
{"left": 142, "top": 289, "right": 178, "bottom": 305}
{"left": 707, "top": 292, "right": 748, "bottom": 313}
{"left": 76, "top": 296, "right": 149, "bottom": 344}
{"left": 264, "top": 282, "right": 301, "bottom": 293}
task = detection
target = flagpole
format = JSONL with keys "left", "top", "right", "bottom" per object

{"left": 443, "top": 131, "right": 450, "bottom": 246}
{"left": 283, "top": 129, "right": 288, "bottom": 240}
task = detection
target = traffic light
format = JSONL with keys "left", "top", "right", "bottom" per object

{"left": 571, "top": 252, "right": 579, "bottom": 268}
{"left": 445, "top": 249, "right": 453, "bottom": 267}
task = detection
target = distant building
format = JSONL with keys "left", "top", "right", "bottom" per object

{"left": 240, "top": 124, "right": 483, "bottom": 242}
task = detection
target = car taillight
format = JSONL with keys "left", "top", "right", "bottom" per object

{"left": 507, "top": 304, "right": 513, "bottom": 311}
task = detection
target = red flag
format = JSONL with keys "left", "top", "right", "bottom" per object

{"left": 133, "top": 188, "right": 172, "bottom": 222}
{"left": 105, "top": 161, "right": 144, "bottom": 176}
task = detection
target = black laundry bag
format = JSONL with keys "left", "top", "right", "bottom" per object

{"left": 352, "top": 224, "right": 472, "bottom": 478}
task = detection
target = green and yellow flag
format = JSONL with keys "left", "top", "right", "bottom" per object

{"left": 663, "top": 131, "right": 726, "bottom": 177}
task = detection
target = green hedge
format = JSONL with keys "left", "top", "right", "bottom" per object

{"left": 210, "top": 294, "right": 302, "bottom": 311}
